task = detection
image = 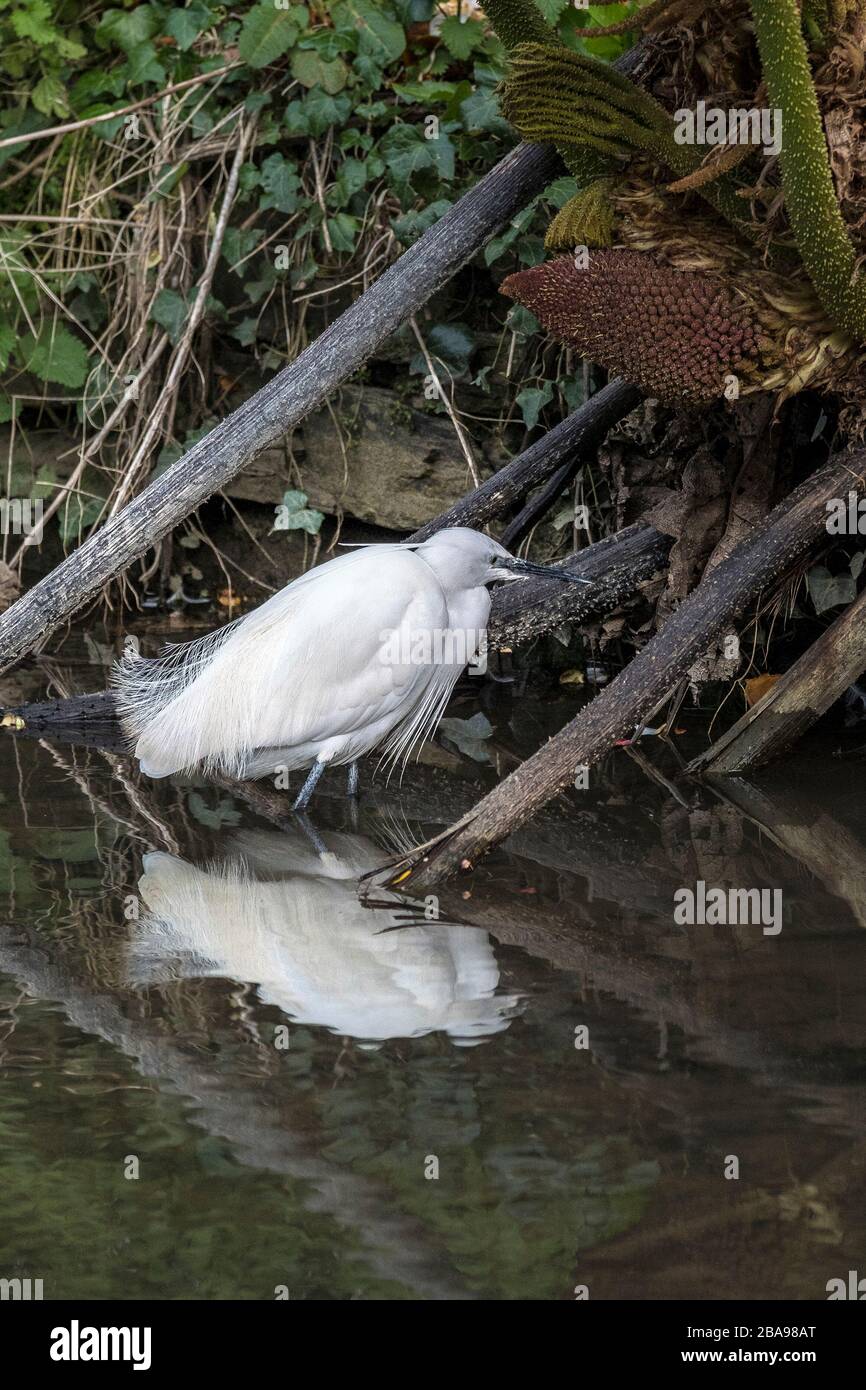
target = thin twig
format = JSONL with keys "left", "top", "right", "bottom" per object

{"left": 410, "top": 317, "right": 481, "bottom": 488}
{"left": 0, "top": 63, "right": 244, "bottom": 154}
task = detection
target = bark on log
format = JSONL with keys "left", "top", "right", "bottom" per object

{"left": 490, "top": 521, "right": 667, "bottom": 646}
{"left": 688, "top": 586, "right": 866, "bottom": 774}
{"left": 0, "top": 140, "right": 562, "bottom": 674}
{"left": 383, "top": 447, "right": 866, "bottom": 889}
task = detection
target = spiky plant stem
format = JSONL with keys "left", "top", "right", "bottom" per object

{"left": 750, "top": 0, "right": 866, "bottom": 341}
{"left": 480, "top": 0, "right": 558, "bottom": 50}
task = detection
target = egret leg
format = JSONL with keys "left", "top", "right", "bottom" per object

{"left": 347, "top": 761, "right": 360, "bottom": 798}
{"left": 293, "top": 758, "right": 326, "bottom": 812}
{"left": 292, "top": 810, "right": 329, "bottom": 857}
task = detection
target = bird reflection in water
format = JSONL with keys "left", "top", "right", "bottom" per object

{"left": 130, "top": 828, "right": 522, "bottom": 1049}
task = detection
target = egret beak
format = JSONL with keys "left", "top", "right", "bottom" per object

{"left": 500, "top": 557, "right": 592, "bottom": 586}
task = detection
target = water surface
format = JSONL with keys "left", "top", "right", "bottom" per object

{"left": 1, "top": 682, "right": 864, "bottom": 1300}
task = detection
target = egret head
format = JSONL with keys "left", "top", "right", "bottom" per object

{"left": 416, "top": 527, "right": 591, "bottom": 590}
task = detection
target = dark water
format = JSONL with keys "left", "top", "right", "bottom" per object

{"left": 0, "top": 681, "right": 864, "bottom": 1301}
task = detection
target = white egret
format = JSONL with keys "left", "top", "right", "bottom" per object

{"left": 130, "top": 829, "right": 522, "bottom": 1045}
{"left": 115, "top": 526, "right": 588, "bottom": 809}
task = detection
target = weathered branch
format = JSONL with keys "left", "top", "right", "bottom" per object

{"left": 382, "top": 447, "right": 866, "bottom": 889}
{"left": 490, "top": 520, "right": 668, "bottom": 646}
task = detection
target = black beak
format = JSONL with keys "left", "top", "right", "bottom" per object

{"left": 503, "top": 557, "right": 592, "bottom": 586}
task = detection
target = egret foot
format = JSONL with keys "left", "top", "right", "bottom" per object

{"left": 293, "top": 758, "right": 326, "bottom": 811}
{"left": 347, "top": 761, "right": 360, "bottom": 798}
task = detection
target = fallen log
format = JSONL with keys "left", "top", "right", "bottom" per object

{"left": 500, "top": 454, "right": 580, "bottom": 551}
{"left": 705, "top": 774, "right": 866, "bottom": 932}
{"left": 490, "top": 520, "right": 667, "bottom": 646}
{"left": 688, "top": 585, "right": 866, "bottom": 774}
{"left": 381, "top": 447, "right": 866, "bottom": 889}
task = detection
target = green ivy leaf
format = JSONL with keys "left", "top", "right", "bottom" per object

{"left": 238, "top": 3, "right": 301, "bottom": 69}
{"left": 22, "top": 323, "right": 89, "bottom": 388}
{"left": 272, "top": 489, "right": 324, "bottom": 536}
{"left": 124, "top": 41, "right": 166, "bottom": 87}
{"left": 95, "top": 5, "right": 161, "bottom": 53}
{"left": 231, "top": 318, "right": 259, "bottom": 347}
{"left": 222, "top": 226, "right": 264, "bottom": 272}
{"left": 302, "top": 89, "right": 352, "bottom": 137}
{"left": 166, "top": 2, "right": 214, "bottom": 51}
{"left": 341, "top": 0, "right": 405, "bottom": 64}
{"left": 57, "top": 492, "right": 107, "bottom": 545}
{"left": 326, "top": 212, "right": 358, "bottom": 252}
{"left": 516, "top": 381, "right": 554, "bottom": 430}
{"left": 410, "top": 321, "right": 475, "bottom": 377}
{"left": 806, "top": 564, "right": 857, "bottom": 616}
{"left": 439, "top": 712, "right": 493, "bottom": 763}
{"left": 70, "top": 69, "right": 126, "bottom": 109}
{"left": 439, "top": 15, "right": 483, "bottom": 61}
{"left": 32, "top": 75, "right": 69, "bottom": 118}
{"left": 150, "top": 289, "right": 187, "bottom": 343}
{"left": 291, "top": 49, "right": 348, "bottom": 93}
{"left": 379, "top": 123, "right": 435, "bottom": 193}
{"left": 330, "top": 155, "right": 370, "bottom": 206}
{"left": 258, "top": 152, "right": 301, "bottom": 213}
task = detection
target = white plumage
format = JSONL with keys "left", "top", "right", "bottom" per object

{"left": 114, "top": 525, "right": 585, "bottom": 805}
{"left": 129, "top": 829, "right": 522, "bottom": 1046}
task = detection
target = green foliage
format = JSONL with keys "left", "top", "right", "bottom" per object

{"left": 503, "top": 41, "right": 755, "bottom": 234}
{"left": 0, "top": 0, "right": 631, "bottom": 551}
{"left": 21, "top": 322, "right": 89, "bottom": 387}
{"left": 238, "top": 3, "right": 306, "bottom": 69}
{"left": 149, "top": 289, "right": 188, "bottom": 344}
